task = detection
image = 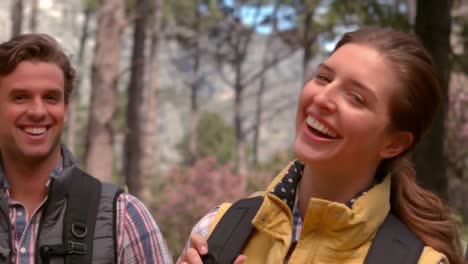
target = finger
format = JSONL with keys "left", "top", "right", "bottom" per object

{"left": 182, "top": 248, "right": 203, "bottom": 264}
{"left": 233, "top": 255, "right": 247, "bottom": 264}
{"left": 190, "top": 233, "right": 208, "bottom": 255}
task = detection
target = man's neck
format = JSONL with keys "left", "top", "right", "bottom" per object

{"left": 1, "top": 149, "right": 61, "bottom": 215}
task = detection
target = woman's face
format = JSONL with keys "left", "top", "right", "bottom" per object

{"left": 294, "top": 43, "right": 409, "bottom": 170}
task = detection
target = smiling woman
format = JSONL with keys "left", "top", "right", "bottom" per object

{"left": 178, "top": 27, "right": 465, "bottom": 264}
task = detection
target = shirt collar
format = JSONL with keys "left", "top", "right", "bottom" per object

{"left": 0, "top": 154, "right": 63, "bottom": 192}
{"left": 270, "top": 160, "right": 377, "bottom": 213}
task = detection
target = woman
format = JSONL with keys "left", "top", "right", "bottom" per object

{"left": 178, "top": 27, "right": 465, "bottom": 264}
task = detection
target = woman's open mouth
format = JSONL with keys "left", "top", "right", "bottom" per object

{"left": 306, "top": 116, "right": 338, "bottom": 139}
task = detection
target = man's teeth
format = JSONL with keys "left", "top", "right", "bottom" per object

{"left": 24, "top": 127, "right": 47, "bottom": 135}
{"left": 306, "top": 116, "right": 337, "bottom": 138}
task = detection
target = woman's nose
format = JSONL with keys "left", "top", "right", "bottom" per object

{"left": 313, "top": 85, "right": 337, "bottom": 113}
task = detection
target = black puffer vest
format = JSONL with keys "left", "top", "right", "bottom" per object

{"left": 0, "top": 146, "right": 122, "bottom": 263}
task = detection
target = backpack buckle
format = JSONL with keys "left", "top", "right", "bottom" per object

{"left": 68, "top": 241, "right": 86, "bottom": 255}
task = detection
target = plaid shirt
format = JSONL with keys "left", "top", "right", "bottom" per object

{"left": 5, "top": 164, "right": 172, "bottom": 264}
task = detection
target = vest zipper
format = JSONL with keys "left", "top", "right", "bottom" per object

{"left": 34, "top": 177, "right": 54, "bottom": 263}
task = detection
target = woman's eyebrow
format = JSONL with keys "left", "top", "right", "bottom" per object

{"left": 317, "top": 62, "right": 334, "bottom": 73}
{"left": 350, "top": 79, "right": 378, "bottom": 102}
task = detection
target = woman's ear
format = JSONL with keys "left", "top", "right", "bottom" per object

{"left": 380, "top": 131, "right": 413, "bottom": 159}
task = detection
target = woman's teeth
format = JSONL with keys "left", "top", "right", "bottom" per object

{"left": 306, "top": 116, "right": 337, "bottom": 138}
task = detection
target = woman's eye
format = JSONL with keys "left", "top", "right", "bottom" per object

{"left": 348, "top": 92, "right": 366, "bottom": 106}
{"left": 315, "top": 74, "right": 331, "bottom": 83}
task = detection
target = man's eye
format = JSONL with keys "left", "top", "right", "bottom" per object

{"left": 45, "top": 94, "right": 62, "bottom": 103}
{"left": 12, "top": 95, "right": 27, "bottom": 102}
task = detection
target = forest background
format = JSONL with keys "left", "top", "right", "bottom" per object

{"left": 1, "top": 0, "right": 467, "bottom": 258}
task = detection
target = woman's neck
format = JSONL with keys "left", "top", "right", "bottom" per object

{"left": 298, "top": 163, "right": 377, "bottom": 219}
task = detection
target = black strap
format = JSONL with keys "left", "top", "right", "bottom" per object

{"left": 113, "top": 187, "right": 125, "bottom": 264}
{"left": 364, "top": 213, "right": 424, "bottom": 264}
{"left": 203, "top": 196, "right": 424, "bottom": 264}
{"left": 40, "top": 168, "right": 101, "bottom": 264}
{"left": 202, "top": 196, "right": 263, "bottom": 264}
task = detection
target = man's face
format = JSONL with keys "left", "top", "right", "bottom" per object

{"left": 0, "top": 61, "right": 68, "bottom": 163}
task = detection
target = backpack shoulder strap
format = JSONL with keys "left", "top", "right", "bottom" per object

{"left": 39, "top": 167, "right": 101, "bottom": 264}
{"left": 202, "top": 196, "right": 263, "bottom": 264}
{"left": 64, "top": 168, "right": 101, "bottom": 264}
{"left": 364, "top": 212, "right": 424, "bottom": 264}
{"left": 111, "top": 185, "right": 125, "bottom": 264}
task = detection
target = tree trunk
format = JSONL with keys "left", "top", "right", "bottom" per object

{"left": 188, "top": 0, "right": 201, "bottom": 165}
{"left": 29, "top": 0, "right": 38, "bottom": 32}
{"left": 252, "top": 1, "right": 280, "bottom": 168}
{"left": 252, "top": 72, "right": 265, "bottom": 168}
{"left": 232, "top": 3, "right": 262, "bottom": 189}
{"left": 124, "top": 0, "right": 149, "bottom": 197}
{"left": 234, "top": 50, "right": 247, "bottom": 187}
{"left": 139, "top": 0, "right": 163, "bottom": 206}
{"left": 302, "top": 2, "right": 316, "bottom": 85}
{"left": 85, "top": 0, "right": 125, "bottom": 182}
{"left": 67, "top": 6, "right": 91, "bottom": 155}
{"left": 11, "top": 0, "right": 23, "bottom": 37}
{"left": 414, "top": 0, "right": 452, "bottom": 198}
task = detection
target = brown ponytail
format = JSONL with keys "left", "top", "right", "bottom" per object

{"left": 389, "top": 157, "right": 464, "bottom": 264}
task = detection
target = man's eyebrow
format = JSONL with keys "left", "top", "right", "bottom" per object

{"left": 10, "top": 87, "right": 63, "bottom": 92}
{"left": 8, "top": 88, "right": 65, "bottom": 98}
{"left": 9, "top": 88, "right": 29, "bottom": 92}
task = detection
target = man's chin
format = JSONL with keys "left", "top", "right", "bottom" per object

{"left": 18, "top": 146, "right": 59, "bottom": 162}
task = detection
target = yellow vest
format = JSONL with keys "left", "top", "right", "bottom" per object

{"left": 208, "top": 164, "right": 447, "bottom": 264}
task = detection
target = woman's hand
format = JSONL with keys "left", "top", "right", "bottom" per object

{"left": 179, "top": 234, "right": 247, "bottom": 264}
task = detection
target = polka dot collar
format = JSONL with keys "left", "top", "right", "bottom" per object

{"left": 270, "top": 160, "right": 375, "bottom": 211}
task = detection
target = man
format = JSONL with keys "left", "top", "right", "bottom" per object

{"left": 0, "top": 34, "right": 172, "bottom": 263}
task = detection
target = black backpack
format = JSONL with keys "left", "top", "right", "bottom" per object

{"left": 202, "top": 196, "right": 424, "bottom": 264}
{"left": 38, "top": 167, "right": 123, "bottom": 264}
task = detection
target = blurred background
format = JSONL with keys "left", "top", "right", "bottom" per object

{"left": 0, "top": 0, "right": 467, "bottom": 258}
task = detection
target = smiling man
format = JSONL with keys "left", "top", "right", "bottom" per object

{"left": 0, "top": 34, "right": 172, "bottom": 263}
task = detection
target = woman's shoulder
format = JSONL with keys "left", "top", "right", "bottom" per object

{"left": 190, "top": 203, "right": 233, "bottom": 238}
{"left": 418, "top": 246, "right": 448, "bottom": 264}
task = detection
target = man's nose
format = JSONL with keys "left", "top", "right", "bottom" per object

{"left": 27, "top": 99, "right": 47, "bottom": 120}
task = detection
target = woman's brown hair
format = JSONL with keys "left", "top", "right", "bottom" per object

{"left": 334, "top": 27, "right": 464, "bottom": 264}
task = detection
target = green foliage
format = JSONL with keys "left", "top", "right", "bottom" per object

{"left": 256, "top": 147, "right": 294, "bottom": 175}
{"left": 178, "top": 112, "right": 236, "bottom": 165}
{"left": 165, "top": 0, "right": 221, "bottom": 32}
{"left": 83, "top": 0, "right": 99, "bottom": 12}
